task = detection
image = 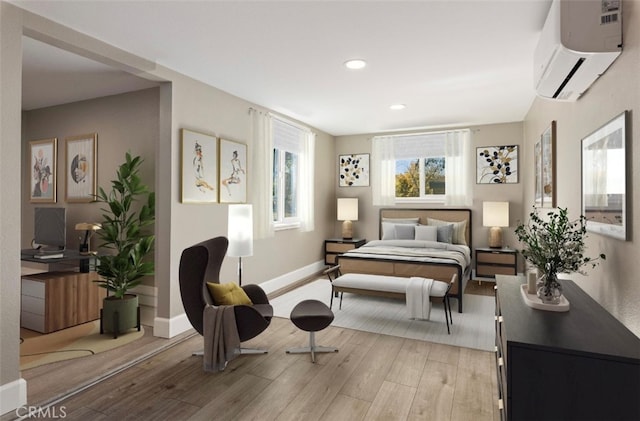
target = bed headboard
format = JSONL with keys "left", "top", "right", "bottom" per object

{"left": 379, "top": 208, "right": 472, "bottom": 246}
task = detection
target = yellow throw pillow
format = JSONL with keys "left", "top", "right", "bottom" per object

{"left": 206, "top": 282, "right": 253, "bottom": 306}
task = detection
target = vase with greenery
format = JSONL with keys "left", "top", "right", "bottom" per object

{"left": 95, "top": 152, "right": 155, "bottom": 334}
{"left": 515, "top": 207, "right": 605, "bottom": 304}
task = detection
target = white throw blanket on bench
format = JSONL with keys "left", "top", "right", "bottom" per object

{"left": 406, "top": 277, "right": 434, "bottom": 320}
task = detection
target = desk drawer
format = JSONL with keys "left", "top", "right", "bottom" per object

{"left": 22, "top": 278, "right": 45, "bottom": 298}
{"left": 22, "top": 294, "right": 45, "bottom": 316}
{"left": 21, "top": 311, "right": 45, "bottom": 333}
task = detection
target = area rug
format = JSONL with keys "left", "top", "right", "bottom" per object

{"left": 20, "top": 320, "right": 145, "bottom": 370}
{"left": 270, "top": 279, "right": 495, "bottom": 351}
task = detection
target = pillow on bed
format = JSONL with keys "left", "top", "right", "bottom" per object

{"left": 427, "top": 217, "right": 468, "bottom": 245}
{"left": 414, "top": 225, "right": 438, "bottom": 242}
{"left": 435, "top": 224, "right": 454, "bottom": 244}
{"left": 382, "top": 217, "right": 420, "bottom": 225}
{"left": 382, "top": 222, "right": 416, "bottom": 240}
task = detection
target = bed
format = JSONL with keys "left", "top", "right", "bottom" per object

{"left": 335, "top": 208, "right": 472, "bottom": 312}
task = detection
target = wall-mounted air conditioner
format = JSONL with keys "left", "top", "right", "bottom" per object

{"left": 534, "top": 0, "right": 622, "bottom": 101}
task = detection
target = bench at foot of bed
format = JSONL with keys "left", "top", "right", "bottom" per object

{"left": 323, "top": 266, "right": 457, "bottom": 333}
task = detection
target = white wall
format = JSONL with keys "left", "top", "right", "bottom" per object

{"left": 522, "top": 0, "right": 639, "bottom": 336}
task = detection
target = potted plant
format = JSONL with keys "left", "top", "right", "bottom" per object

{"left": 95, "top": 152, "right": 155, "bottom": 337}
{"left": 515, "top": 207, "right": 605, "bottom": 304}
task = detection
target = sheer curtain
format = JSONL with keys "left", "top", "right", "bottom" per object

{"left": 444, "top": 129, "right": 472, "bottom": 206}
{"left": 372, "top": 129, "right": 471, "bottom": 206}
{"left": 371, "top": 136, "right": 395, "bottom": 206}
{"left": 298, "top": 131, "right": 315, "bottom": 232}
{"left": 249, "top": 109, "right": 274, "bottom": 239}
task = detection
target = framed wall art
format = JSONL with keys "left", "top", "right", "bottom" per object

{"left": 219, "top": 138, "right": 247, "bottom": 203}
{"left": 476, "top": 145, "right": 518, "bottom": 184}
{"left": 541, "top": 121, "right": 557, "bottom": 208}
{"left": 581, "top": 110, "right": 628, "bottom": 241}
{"left": 65, "top": 133, "right": 97, "bottom": 203}
{"left": 339, "top": 153, "right": 369, "bottom": 187}
{"left": 534, "top": 140, "right": 543, "bottom": 207}
{"left": 29, "top": 138, "right": 58, "bottom": 203}
{"left": 181, "top": 129, "right": 218, "bottom": 203}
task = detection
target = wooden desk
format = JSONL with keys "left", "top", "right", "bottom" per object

{"left": 21, "top": 271, "right": 105, "bottom": 333}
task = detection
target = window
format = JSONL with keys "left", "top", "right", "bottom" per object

{"left": 372, "top": 130, "right": 471, "bottom": 206}
{"left": 273, "top": 149, "right": 299, "bottom": 224}
{"left": 271, "top": 117, "right": 314, "bottom": 230}
{"left": 395, "top": 157, "right": 446, "bottom": 200}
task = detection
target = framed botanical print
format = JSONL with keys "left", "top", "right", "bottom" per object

{"left": 476, "top": 145, "right": 518, "bottom": 184}
{"left": 65, "top": 133, "right": 97, "bottom": 202}
{"left": 339, "top": 153, "right": 370, "bottom": 187}
{"left": 219, "top": 138, "right": 247, "bottom": 203}
{"left": 181, "top": 129, "right": 218, "bottom": 203}
{"left": 541, "top": 121, "right": 557, "bottom": 208}
{"left": 29, "top": 138, "right": 58, "bottom": 203}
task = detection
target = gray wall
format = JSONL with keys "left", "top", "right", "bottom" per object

{"left": 1, "top": 3, "right": 336, "bottom": 413}
{"left": 22, "top": 88, "right": 159, "bottom": 251}
{"left": 335, "top": 121, "right": 526, "bottom": 261}
{"left": 522, "top": 0, "right": 639, "bottom": 336}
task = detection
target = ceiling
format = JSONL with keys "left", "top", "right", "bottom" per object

{"left": 16, "top": 0, "right": 552, "bottom": 136}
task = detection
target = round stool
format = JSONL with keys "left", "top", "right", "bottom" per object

{"left": 286, "top": 299, "right": 338, "bottom": 363}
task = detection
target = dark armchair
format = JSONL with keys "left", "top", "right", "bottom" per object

{"left": 179, "top": 236, "right": 273, "bottom": 356}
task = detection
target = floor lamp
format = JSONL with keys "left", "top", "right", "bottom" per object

{"left": 228, "top": 204, "right": 253, "bottom": 286}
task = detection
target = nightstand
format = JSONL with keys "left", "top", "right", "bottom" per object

{"left": 324, "top": 238, "right": 366, "bottom": 265}
{"left": 475, "top": 247, "right": 517, "bottom": 278}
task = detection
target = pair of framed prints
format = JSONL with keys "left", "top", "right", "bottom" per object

{"left": 181, "top": 129, "right": 247, "bottom": 204}
{"left": 29, "top": 133, "right": 97, "bottom": 204}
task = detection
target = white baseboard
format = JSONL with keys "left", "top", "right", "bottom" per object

{"left": 259, "top": 260, "right": 325, "bottom": 295}
{"left": 0, "top": 378, "right": 26, "bottom": 416}
{"left": 153, "top": 260, "right": 325, "bottom": 338}
{"left": 153, "top": 312, "right": 192, "bottom": 339}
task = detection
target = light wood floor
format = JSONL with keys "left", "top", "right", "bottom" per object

{"left": 16, "top": 317, "right": 500, "bottom": 421}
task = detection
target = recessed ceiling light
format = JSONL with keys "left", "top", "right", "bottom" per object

{"left": 390, "top": 104, "right": 406, "bottom": 110}
{"left": 344, "top": 59, "right": 367, "bottom": 70}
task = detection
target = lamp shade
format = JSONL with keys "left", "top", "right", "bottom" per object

{"left": 75, "top": 222, "right": 101, "bottom": 231}
{"left": 337, "top": 198, "right": 358, "bottom": 221}
{"left": 483, "top": 202, "right": 509, "bottom": 227}
{"left": 228, "top": 204, "right": 253, "bottom": 257}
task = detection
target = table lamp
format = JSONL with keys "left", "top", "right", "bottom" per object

{"left": 337, "top": 198, "right": 358, "bottom": 239}
{"left": 228, "top": 204, "right": 253, "bottom": 286}
{"left": 483, "top": 201, "right": 509, "bottom": 248}
{"left": 75, "top": 222, "right": 101, "bottom": 254}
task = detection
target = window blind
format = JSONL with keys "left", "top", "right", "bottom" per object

{"left": 273, "top": 117, "right": 306, "bottom": 153}
{"left": 392, "top": 133, "right": 446, "bottom": 159}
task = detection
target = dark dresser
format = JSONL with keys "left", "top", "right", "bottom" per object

{"left": 495, "top": 275, "right": 640, "bottom": 421}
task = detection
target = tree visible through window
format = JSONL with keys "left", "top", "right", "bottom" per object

{"left": 395, "top": 157, "right": 445, "bottom": 198}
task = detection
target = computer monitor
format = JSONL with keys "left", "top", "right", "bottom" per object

{"left": 34, "top": 207, "right": 66, "bottom": 251}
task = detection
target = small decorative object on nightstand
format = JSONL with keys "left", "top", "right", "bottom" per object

{"left": 475, "top": 247, "right": 517, "bottom": 278}
{"left": 324, "top": 238, "right": 365, "bottom": 265}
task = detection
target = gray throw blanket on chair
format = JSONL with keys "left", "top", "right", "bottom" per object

{"left": 203, "top": 305, "right": 240, "bottom": 372}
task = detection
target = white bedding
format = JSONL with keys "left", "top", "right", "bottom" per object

{"left": 341, "top": 239, "right": 471, "bottom": 268}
